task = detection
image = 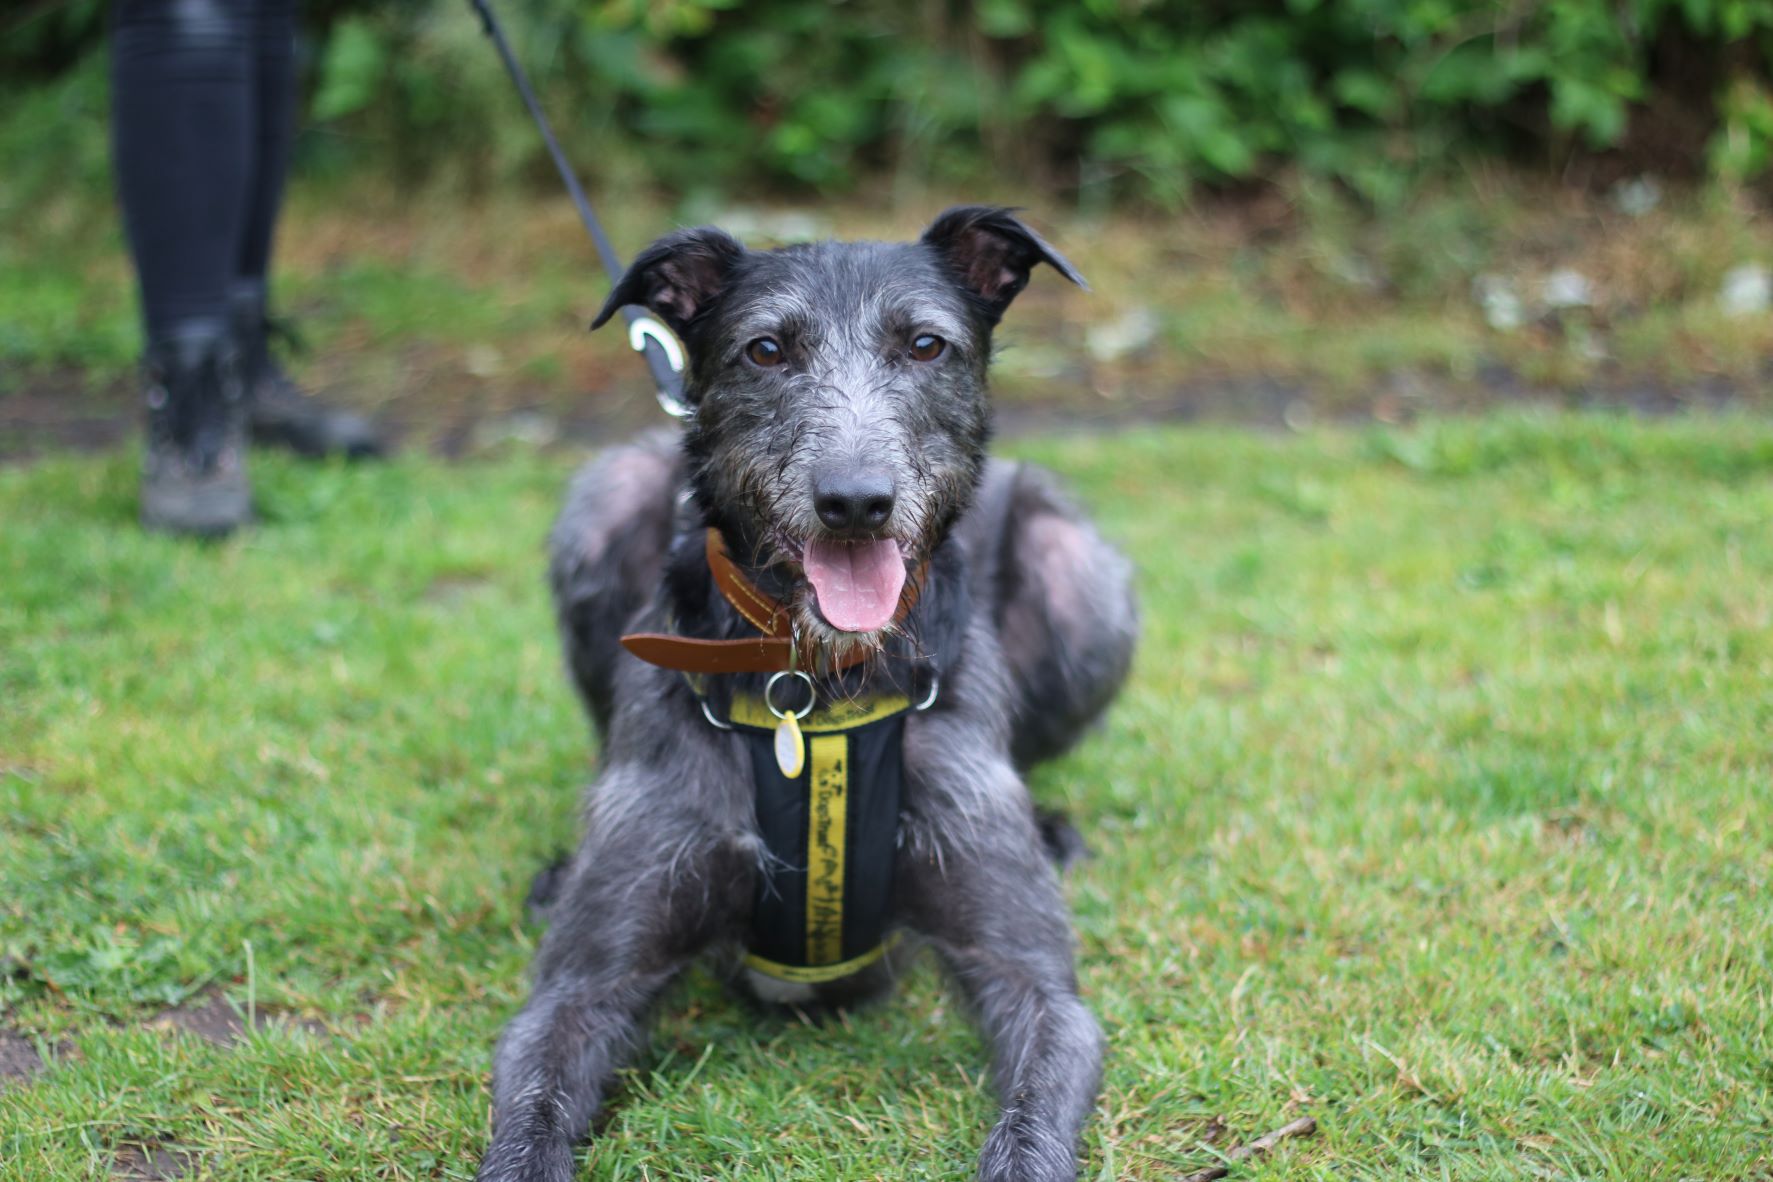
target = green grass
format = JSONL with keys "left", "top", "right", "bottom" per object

{"left": 3, "top": 412, "right": 1771, "bottom": 1180}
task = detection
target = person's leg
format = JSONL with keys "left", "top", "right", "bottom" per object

{"left": 229, "top": 0, "right": 293, "bottom": 352}
{"left": 112, "top": 0, "right": 255, "bottom": 534}
{"left": 113, "top": 0, "right": 253, "bottom": 342}
{"left": 230, "top": 0, "right": 386, "bottom": 460}
{"left": 236, "top": 0, "right": 295, "bottom": 292}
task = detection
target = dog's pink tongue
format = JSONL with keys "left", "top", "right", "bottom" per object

{"left": 802, "top": 538, "right": 906, "bottom": 633}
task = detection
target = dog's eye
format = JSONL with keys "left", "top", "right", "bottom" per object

{"left": 746, "top": 337, "right": 785, "bottom": 367}
{"left": 910, "top": 334, "right": 946, "bottom": 362}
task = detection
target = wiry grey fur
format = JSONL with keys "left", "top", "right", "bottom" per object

{"left": 477, "top": 207, "right": 1138, "bottom": 1182}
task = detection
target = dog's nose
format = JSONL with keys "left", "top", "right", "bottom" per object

{"left": 813, "top": 468, "right": 896, "bottom": 534}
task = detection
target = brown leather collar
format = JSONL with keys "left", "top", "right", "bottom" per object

{"left": 620, "top": 529, "right": 923, "bottom": 675}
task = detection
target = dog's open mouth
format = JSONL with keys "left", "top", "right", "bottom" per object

{"left": 800, "top": 537, "right": 906, "bottom": 633}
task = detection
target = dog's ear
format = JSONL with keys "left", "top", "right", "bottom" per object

{"left": 591, "top": 227, "right": 745, "bottom": 335}
{"left": 921, "top": 206, "right": 1087, "bottom": 322}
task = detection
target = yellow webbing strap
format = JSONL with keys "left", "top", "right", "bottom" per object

{"left": 803, "top": 733, "right": 848, "bottom": 964}
{"left": 727, "top": 692, "right": 910, "bottom": 733}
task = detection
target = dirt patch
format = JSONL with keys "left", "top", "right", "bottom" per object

{"left": 2, "top": 349, "right": 1761, "bottom": 469}
{"left": 0, "top": 1027, "right": 46, "bottom": 1087}
{"left": 152, "top": 987, "right": 330, "bottom": 1046}
{"left": 0, "top": 369, "right": 134, "bottom": 461}
{"left": 113, "top": 1143, "right": 198, "bottom": 1181}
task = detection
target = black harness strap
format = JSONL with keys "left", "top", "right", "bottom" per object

{"left": 725, "top": 693, "right": 911, "bottom": 984}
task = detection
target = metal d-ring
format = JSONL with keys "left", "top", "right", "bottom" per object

{"left": 698, "top": 696, "right": 734, "bottom": 731}
{"left": 764, "top": 670, "right": 816, "bottom": 720}
{"left": 915, "top": 673, "right": 940, "bottom": 711}
{"left": 628, "top": 315, "right": 693, "bottom": 420}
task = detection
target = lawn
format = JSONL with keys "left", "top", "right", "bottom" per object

{"left": 1, "top": 412, "right": 1770, "bottom": 1180}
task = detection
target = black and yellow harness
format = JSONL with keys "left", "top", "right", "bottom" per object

{"left": 725, "top": 690, "right": 910, "bottom": 982}
{"left": 619, "top": 530, "right": 928, "bottom": 985}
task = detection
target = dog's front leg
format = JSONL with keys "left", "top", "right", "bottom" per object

{"left": 903, "top": 741, "right": 1103, "bottom": 1182}
{"left": 476, "top": 762, "right": 751, "bottom": 1182}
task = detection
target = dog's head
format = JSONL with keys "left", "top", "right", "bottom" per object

{"left": 593, "top": 206, "right": 1084, "bottom": 652}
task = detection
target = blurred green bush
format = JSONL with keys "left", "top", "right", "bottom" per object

{"left": 7, "top": 0, "right": 1773, "bottom": 204}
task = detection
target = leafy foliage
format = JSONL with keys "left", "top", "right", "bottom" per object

{"left": 7, "top": 0, "right": 1773, "bottom": 202}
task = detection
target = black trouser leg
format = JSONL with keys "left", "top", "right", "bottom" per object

{"left": 236, "top": 0, "right": 295, "bottom": 294}
{"left": 231, "top": 0, "right": 298, "bottom": 382}
{"left": 111, "top": 0, "right": 256, "bottom": 344}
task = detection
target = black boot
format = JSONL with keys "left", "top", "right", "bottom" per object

{"left": 140, "top": 323, "right": 251, "bottom": 537}
{"left": 231, "top": 282, "right": 385, "bottom": 460}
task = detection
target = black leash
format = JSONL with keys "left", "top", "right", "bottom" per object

{"left": 469, "top": 0, "right": 690, "bottom": 418}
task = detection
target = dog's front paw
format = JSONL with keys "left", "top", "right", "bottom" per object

{"left": 977, "top": 1114, "right": 1076, "bottom": 1182}
{"left": 474, "top": 1134, "right": 576, "bottom": 1182}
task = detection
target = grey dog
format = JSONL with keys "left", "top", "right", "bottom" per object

{"left": 475, "top": 207, "right": 1137, "bottom": 1182}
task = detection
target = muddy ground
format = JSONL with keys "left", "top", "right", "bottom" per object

{"left": 0, "top": 356, "right": 1755, "bottom": 465}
